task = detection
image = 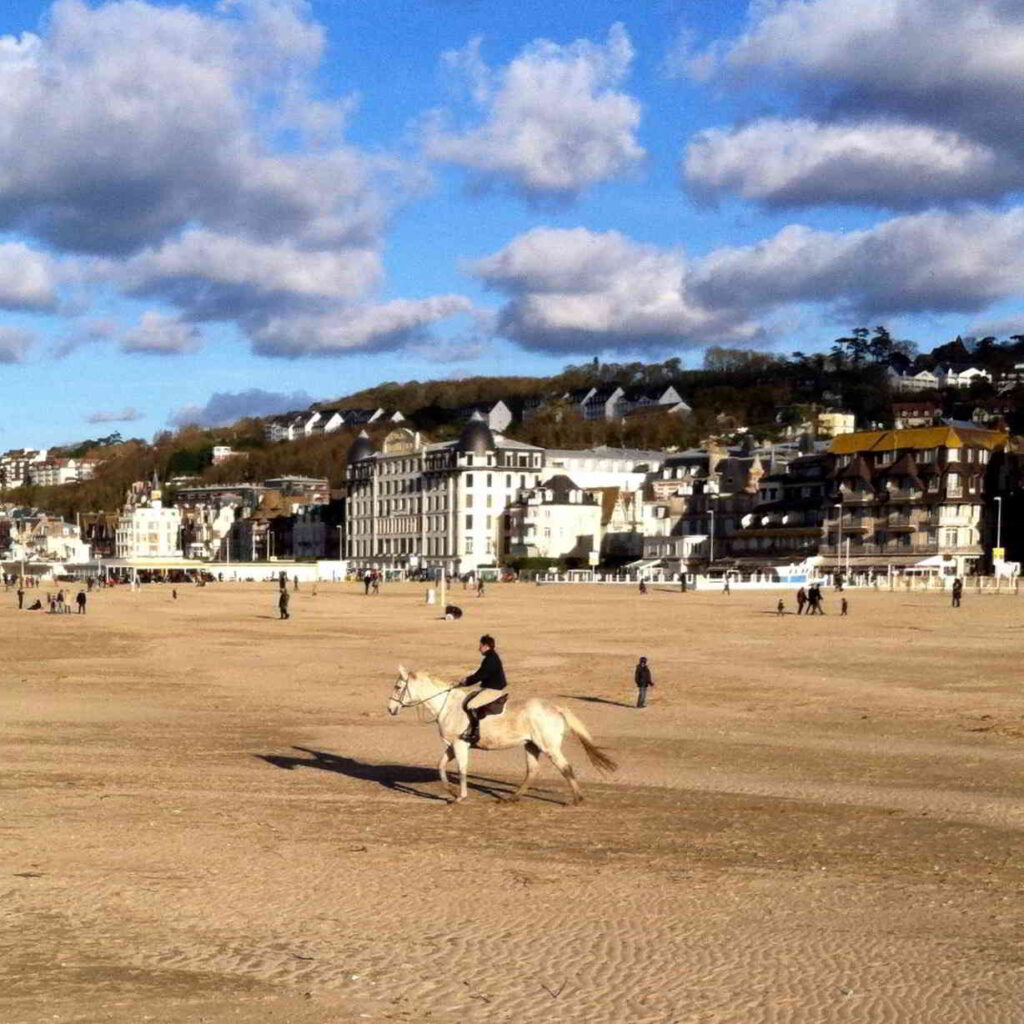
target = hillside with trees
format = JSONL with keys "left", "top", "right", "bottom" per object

{"left": 9, "top": 327, "right": 1024, "bottom": 517}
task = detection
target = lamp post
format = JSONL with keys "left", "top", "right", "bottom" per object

{"left": 833, "top": 501, "right": 843, "bottom": 578}
{"left": 995, "top": 495, "right": 1003, "bottom": 559}
{"left": 708, "top": 507, "right": 715, "bottom": 567}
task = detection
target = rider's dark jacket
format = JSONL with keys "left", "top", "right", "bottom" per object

{"left": 463, "top": 649, "right": 507, "bottom": 690}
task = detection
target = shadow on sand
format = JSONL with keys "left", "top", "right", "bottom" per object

{"left": 560, "top": 693, "right": 636, "bottom": 709}
{"left": 256, "top": 746, "right": 561, "bottom": 803}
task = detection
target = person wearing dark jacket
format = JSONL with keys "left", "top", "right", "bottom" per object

{"left": 459, "top": 635, "right": 507, "bottom": 744}
{"left": 278, "top": 589, "right": 290, "bottom": 620}
{"left": 635, "top": 657, "right": 653, "bottom": 708}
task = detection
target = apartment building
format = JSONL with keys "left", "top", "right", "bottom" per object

{"left": 824, "top": 425, "right": 1007, "bottom": 575}
{"left": 345, "top": 416, "right": 545, "bottom": 574}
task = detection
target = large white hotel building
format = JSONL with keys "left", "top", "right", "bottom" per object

{"left": 345, "top": 414, "right": 669, "bottom": 574}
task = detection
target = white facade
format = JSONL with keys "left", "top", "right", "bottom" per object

{"left": 346, "top": 426, "right": 544, "bottom": 573}
{"left": 29, "top": 458, "right": 98, "bottom": 486}
{"left": 545, "top": 446, "right": 668, "bottom": 490}
{"left": 935, "top": 365, "right": 991, "bottom": 389}
{"left": 505, "top": 477, "right": 602, "bottom": 561}
{"left": 116, "top": 499, "right": 183, "bottom": 559}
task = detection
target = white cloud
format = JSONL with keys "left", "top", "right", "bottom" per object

{"left": 426, "top": 24, "right": 644, "bottom": 199}
{"left": 692, "top": 207, "right": 1024, "bottom": 317}
{"left": 250, "top": 295, "right": 474, "bottom": 357}
{"left": 0, "top": 327, "right": 35, "bottom": 363}
{"left": 121, "top": 229, "right": 381, "bottom": 321}
{"left": 170, "top": 387, "right": 314, "bottom": 427}
{"left": 687, "top": 0, "right": 1024, "bottom": 208}
{"left": 0, "top": 242, "right": 58, "bottom": 310}
{"left": 684, "top": 119, "right": 1012, "bottom": 208}
{"left": 0, "top": 0, "right": 382, "bottom": 254}
{"left": 472, "top": 227, "right": 757, "bottom": 353}
{"left": 120, "top": 312, "right": 202, "bottom": 355}
{"left": 85, "top": 407, "right": 142, "bottom": 424}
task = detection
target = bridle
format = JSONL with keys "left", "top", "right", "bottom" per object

{"left": 391, "top": 678, "right": 458, "bottom": 719}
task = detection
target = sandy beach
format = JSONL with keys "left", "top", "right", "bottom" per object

{"left": 3, "top": 580, "right": 1023, "bottom": 1023}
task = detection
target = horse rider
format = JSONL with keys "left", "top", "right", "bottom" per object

{"left": 459, "top": 634, "right": 507, "bottom": 745}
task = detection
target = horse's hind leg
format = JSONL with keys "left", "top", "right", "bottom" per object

{"left": 438, "top": 744, "right": 456, "bottom": 794}
{"left": 548, "top": 745, "right": 583, "bottom": 805}
{"left": 507, "top": 741, "right": 541, "bottom": 803}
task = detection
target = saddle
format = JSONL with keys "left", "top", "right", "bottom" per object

{"left": 463, "top": 692, "right": 508, "bottom": 721}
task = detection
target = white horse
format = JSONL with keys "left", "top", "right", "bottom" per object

{"left": 387, "top": 665, "right": 616, "bottom": 804}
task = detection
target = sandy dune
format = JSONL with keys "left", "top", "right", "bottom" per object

{"left": 3, "top": 581, "right": 1023, "bottom": 1023}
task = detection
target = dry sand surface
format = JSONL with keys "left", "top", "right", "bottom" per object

{"left": 3, "top": 580, "right": 1024, "bottom": 1024}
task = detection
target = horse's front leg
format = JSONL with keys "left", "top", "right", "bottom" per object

{"left": 438, "top": 743, "right": 456, "bottom": 794}
{"left": 451, "top": 739, "right": 470, "bottom": 803}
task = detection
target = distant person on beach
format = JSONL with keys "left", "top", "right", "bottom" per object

{"left": 371, "top": 572, "right": 380, "bottom": 595}
{"left": 796, "top": 587, "right": 807, "bottom": 615}
{"left": 278, "top": 589, "right": 290, "bottom": 620}
{"left": 680, "top": 576, "right": 687, "bottom": 593}
{"left": 777, "top": 598, "right": 785, "bottom": 616}
{"left": 807, "top": 584, "right": 824, "bottom": 615}
{"left": 16, "top": 586, "right": 24, "bottom": 609}
{"left": 363, "top": 570, "right": 372, "bottom": 595}
{"left": 723, "top": 578, "right": 731, "bottom": 595}
{"left": 28, "top": 598, "right": 42, "bottom": 610}
{"left": 635, "top": 657, "right": 653, "bottom": 708}
{"left": 293, "top": 574, "right": 299, "bottom": 592}
{"left": 841, "top": 597, "right": 849, "bottom": 617}
{"left": 639, "top": 579, "right": 648, "bottom": 595}
{"left": 172, "top": 589, "right": 177, "bottom": 600}
{"left": 445, "top": 604, "right": 463, "bottom": 620}
{"left": 951, "top": 577, "right": 963, "bottom": 608}
{"left": 476, "top": 578, "right": 485, "bottom": 597}
{"left": 76, "top": 590, "right": 86, "bottom": 614}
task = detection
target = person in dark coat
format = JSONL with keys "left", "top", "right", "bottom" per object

{"left": 16, "top": 586, "right": 24, "bottom": 609}
{"left": 278, "top": 589, "right": 290, "bottom": 620}
{"left": 951, "top": 577, "right": 963, "bottom": 607}
{"left": 76, "top": 590, "right": 87, "bottom": 614}
{"left": 635, "top": 656, "right": 653, "bottom": 708}
{"left": 459, "top": 635, "right": 507, "bottom": 745}
{"left": 796, "top": 586, "right": 807, "bottom": 615}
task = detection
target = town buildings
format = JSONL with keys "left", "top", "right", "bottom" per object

{"left": 115, "top": 482, "right": 183, "bottom": 560}
{"left": 345, "top": 416, "right": 545, "bottom": 574}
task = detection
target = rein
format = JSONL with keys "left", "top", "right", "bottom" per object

{"left": 393, "top": 680, "right": 458, "bottom": 718}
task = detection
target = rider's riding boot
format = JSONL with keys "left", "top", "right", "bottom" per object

{"left": 461, "top": 710, "right": 479, "bottom": 746}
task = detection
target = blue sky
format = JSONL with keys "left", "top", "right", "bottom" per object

{"left": 1, "top": 0, "right": 1023, "bottom": 446}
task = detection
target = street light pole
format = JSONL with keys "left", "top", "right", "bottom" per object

{"left": 709, "top": 507, "right": 715, "bottom": 567}
{"left": 995, "top": 495, "right": 1003, "bottom": 551}
{"left": 833, "top": 502, "right": 843, "bottom": 577}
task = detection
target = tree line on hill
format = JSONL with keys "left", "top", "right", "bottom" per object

{"left": 10, "top": 327, "right": 1024, "bottom": 518}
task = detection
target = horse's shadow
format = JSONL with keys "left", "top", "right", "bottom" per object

{"left": 561, "top": 693, "right": 635, "bottom": 709}
{"left": 256, "top": 746, "right": 558, "bottom": 803}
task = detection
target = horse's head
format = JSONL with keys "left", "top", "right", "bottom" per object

{"left": 388, "top": 665, "right": 411, "bottom": 716}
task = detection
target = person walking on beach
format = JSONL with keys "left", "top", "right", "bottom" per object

{"left": 76, "top": 590, "right": 86, "bottom": 614}
{"left": 841, "top": 597, "right": 849, "bottom": 616}
{"left": 777, "top": 598, "right": 785, "bottom": 616}
{"left": 476, "top": 577, "right": 485, "bottom": 598}
{"left": 363, "top": 569, "right": 372, "bottom": 595}
{"left": 635, "top": 657, "right": 654, "bottom": 708}
{"left": 951, "top": 577, "right": 963, "bottom": 607}
{"left": 16, "top": 585, "right": 24, "bottom": 610}
{"left": 807, "top": 584, "right": 824, "bottom": 615}
{"left": 796, "top": 586, "right": 807, "bottom": 615}
{"left": 278, "top": 589, "right": 290, "bottom": 620}
{"left": 639, "top": 579, "right": 648, "bottom": 595}
{"left": 723, "top": 577, "right": 731, "bottom": 595}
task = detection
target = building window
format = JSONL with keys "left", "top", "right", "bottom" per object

{"left": 465, "top": 515, "right": 473, "bottom": 529}
{"left": 944, "top": 528, "right": 958, "bottom": 547}
{"left": 465, "top": 494, "right": 473, "bottom": 508}
{"left": 465, "top": 473, "right": 473, "bottom": 487}
{"left": 465, "top": 537, "right": 474, "bottom": 554}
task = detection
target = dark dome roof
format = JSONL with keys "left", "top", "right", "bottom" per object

{"left": 456, "top": 412, "right": 495, "bottom": 454}
{"left": 347, "top": 430, "right": 375, "bottom": 462}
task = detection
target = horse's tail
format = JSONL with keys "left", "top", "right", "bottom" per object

{"left": 555, "top": 707, "right": 617, "bottom": 774}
